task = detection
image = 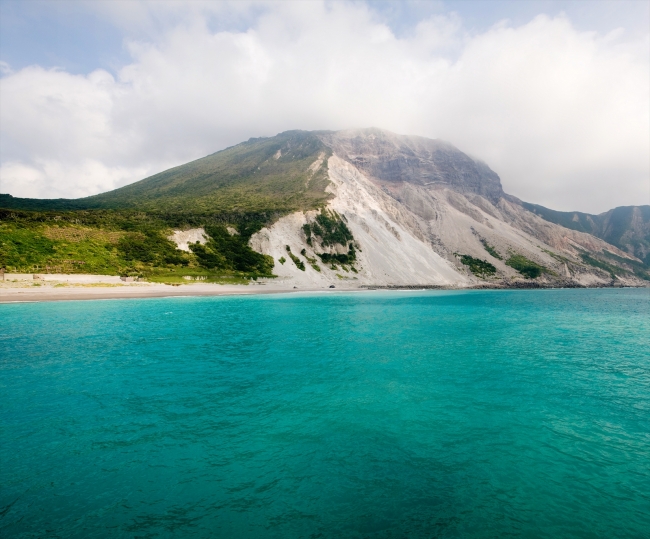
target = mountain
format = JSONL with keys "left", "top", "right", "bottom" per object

{"left": 247, "top": 129, "right": 647, "bottom": 287}
{"left": 319, "top": 128, "right": 504, "bottom": 202}
{"left": 0, "top": 131, "right": 332, "bottom": 214}
{"left": 1, "top": 128, "right": 648, "bottom": 287}
{"left": 520, "top": 202, "right": 650, "bottom": 265}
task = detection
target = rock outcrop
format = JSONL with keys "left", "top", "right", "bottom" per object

{"left": 250, "top": 129, "right": 647, "bottom": 288}
{"left": 319, "top": 128, "right": 504, "bottom": 203}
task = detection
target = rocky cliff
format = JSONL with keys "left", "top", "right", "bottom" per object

{"left": 319, "top": 129, "right": 504, "bottom": 203}
{"left": 250, "top": 129, "right": 647, "bottom": 287}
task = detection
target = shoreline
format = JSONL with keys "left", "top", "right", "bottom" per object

{"left": 0, "top": 282, "right": 314, "bottom": 303}
{"left": 1, "top": 279, "right": 645, "bottom": 304}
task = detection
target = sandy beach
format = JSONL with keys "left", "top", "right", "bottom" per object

{"left": 0, "top": 275, "right": 361, "bottom": 303}
{"left": 2, "top": 273, "right": 638, "bottom": 303}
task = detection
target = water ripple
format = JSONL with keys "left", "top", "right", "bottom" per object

{"left": 1, "top": 289, "right": 649, "bottom": 538}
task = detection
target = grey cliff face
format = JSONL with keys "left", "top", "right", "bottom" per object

{"left": 319, "top": 128, "right": 504, "bottom": 203}
{"left": 521, "top": 201, "right": 650, "bottom": 265}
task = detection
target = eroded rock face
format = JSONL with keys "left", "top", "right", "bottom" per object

{"left": 168, "top": 228, "right": 207, "bottom": 252}
{"left": 249, "top": 151, "right": 646, "bottom": 288}
{"left": 318, "top": 128, "right": 504, "bottom": 203}
{"left": 249, "top": 157, "right": 469, "bottom": 287}
{"left": 247, "top": 128, "right": 647, "bottom": 287}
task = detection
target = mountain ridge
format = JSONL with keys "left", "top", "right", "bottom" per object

{"left": 0, "top": 131, "right": 332, "bottom": 214}
{"left": 520, "top": 202, "right": 650, "bottom": 265}
{"left": 1, "top": 128, "right": 648, "bottom": 286}
{"left": 0, "top": 128, "right": 506, "bottom": 212}
{"left": 317, "top": 128, "right": 505, "bottom": 203}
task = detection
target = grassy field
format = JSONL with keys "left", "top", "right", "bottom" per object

{"left": 1, "top": 221, "right": 127, "bottom": 275}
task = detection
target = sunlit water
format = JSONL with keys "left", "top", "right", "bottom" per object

{"left": 1, "top": 289, "right": 649, "bottom": 538}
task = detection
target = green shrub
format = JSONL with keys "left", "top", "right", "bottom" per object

{"left": 579, "top": 253, "right": 624, "bottom": 279}
{"left": 302, "top": 224, "right": 313, "bottom": 246}
{"left": 306, "top": 209, "right": 354, "bottom": 247}
{"left": 300, "top": 248, "right": 318, "bottom": 264}
{"left": 591, "top": 251, "right": 649, "bottom": 281}
{"left": 193, "top": 224, "right": 274, "bottom": 274}
{"left": 460, "top": 255, "right": 497, "bottom": 278}
{"left": 481, "top": 239, "right": 502, "bottom": 260}
{"left": 317, "top": 243, "right": 356, "bottom": 265}
{"left": 285, "top": 246, "right": 305, "bottom": 271}
{"left": 118, "top": 231, "right": 187, "bottom": 266}
{"left": 506, "top": 254, "right": 546, "bottom": 279}
{"left": 188, "top": 242, "right": 227, "bottom": 269}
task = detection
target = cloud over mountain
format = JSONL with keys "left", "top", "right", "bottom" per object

{"left": 0, "top": 1, "right": 648, "bottom": 212}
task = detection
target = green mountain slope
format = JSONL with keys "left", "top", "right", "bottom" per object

{"left": 0, "top": 207, "right": 279, "bottom": 280}
{"left": 0, "top": 131, "right": 337, "bottom": 279}
{"left": 521, "top": 202, "right": 650, "bottom": 265}
{"left": 0, "top": 130, "right": 332, "bottom": 214}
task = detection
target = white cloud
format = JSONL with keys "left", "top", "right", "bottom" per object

{"left": 0, "top": 159, "right": 152, "bottom": 200}
{"left": 1, "top": 1, "right": 648, "bottom": 212}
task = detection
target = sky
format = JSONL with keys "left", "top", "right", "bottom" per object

{"left": 0, "top": 0, "right": 648, "bottom": 213}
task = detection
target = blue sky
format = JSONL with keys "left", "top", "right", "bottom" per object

{"left": 2, "top": 1, "right": 648, "bottom": 74}
{"left": 0, "top": 0, "right": 648, "bottom": 211}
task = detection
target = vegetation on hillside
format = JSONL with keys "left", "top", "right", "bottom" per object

{"left": 576, "top": 248, "right": 650, "bottom": 281}
{"left": 303, "top": 209, "right": 354, "bottom": 247}
{"left": 301, "top": 208, "right": 358, "bottom": 269}
{"left": 189, "top": 224, "right": 273, "bottom": 275}
{"left": 0, "top": 214, "right": 165, "bottom": 275}
{"left": 1, "top": 131, "right": 334, "bottom": 215}
{"left": 522, "top": 201, "right": 650, "bottom": 265}
{"left": 0, "top": 131, "right": 342, "bottom": 281}
{"left": 459, "top": 255, "right": 497, "bottom": 278}
{"left": 579, "top": 253, "right": 622, "bottom": 279}
{"left": 505, "top": 254, "right": 549, "bottom": 279}
{"left": 300, "top": 249, "right": 321, "bottom": 272}
{"left": 0, "top": 209, "right": 274, "bottom": 280}
{"left": 285, "top": 246, "right": 305, "bottom": 271}
{"left": 481, "top": 239, "right": 502, "bottom": 260}
{"left": 118, "top": 231, "right": 187, "bottom": 267}
{"left": 596, "top": 251, "right": 650, "bottom": 280}
{"left": 317, "top": 245, "right": 357, "bottom": 267}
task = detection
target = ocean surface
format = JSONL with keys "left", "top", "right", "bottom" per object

{"left": 1, "top": 289, "right": 649, "bottom": 538}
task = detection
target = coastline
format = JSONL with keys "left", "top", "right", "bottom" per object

{"left": 1, "top": 278, "right": 645, "bottom": 304}
{"left": 0, "top": 281, "right": 327, "bottom": 303}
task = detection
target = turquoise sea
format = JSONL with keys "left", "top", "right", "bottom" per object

{"left": 1, "top": 289, "right": 649, "bottom": 538}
